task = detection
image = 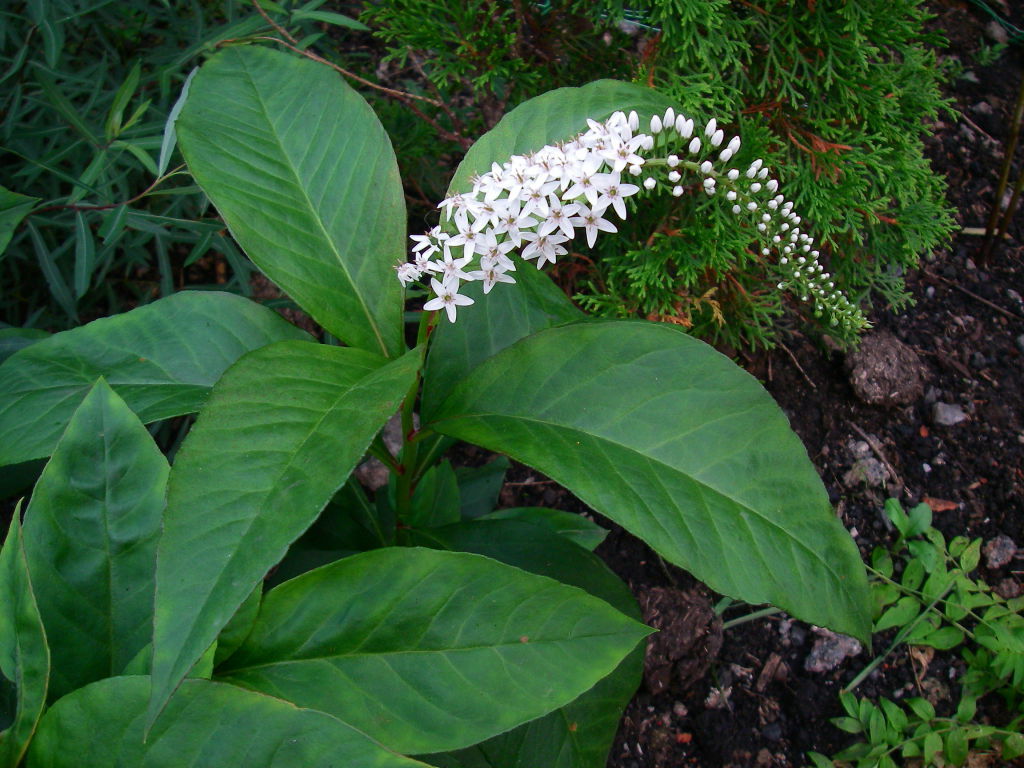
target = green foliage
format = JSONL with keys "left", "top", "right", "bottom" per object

{"left": 0, "top": 47, "right": 870, "bottom": 767}
{"left": 811, "top": 500, "right": 1024, "bottom": 767}
{"left": 362, "top": 0, "right": 955, "bottom": 348}
{"left": 0, "top": 0, "right": 367, "bottom": 332}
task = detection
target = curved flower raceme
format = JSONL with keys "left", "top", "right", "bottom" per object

{"left": 397, "top": 108, "right": 868, "bottom": 332}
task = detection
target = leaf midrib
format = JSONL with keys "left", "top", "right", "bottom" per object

{"left": 237, "top": 57, "right": 388, "bottom": 357}
{"left": 432, "top": 410, "right": 848, "bottom": 589}
{"left": 223, "top": 629, "right": 642, "bottom": 674}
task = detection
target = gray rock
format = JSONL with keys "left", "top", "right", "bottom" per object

{"left": 843, "top": 457, "right": 888, "bottom": 488}
{"left": 804, "top": 629, "right": 862, "bottom": 673}
{"left": 1016, "top": 334, "right": 1024, "bottom": 354}
{"left": 932, "top": 402, "right": 968, "bottom": 426}
{"left": 845, "top": 332, "right": 926, "bottom": 407}
{"left": 984, "top": 535, "right": 1018, "bottom": 569}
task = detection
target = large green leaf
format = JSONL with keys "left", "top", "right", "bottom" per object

{"left": 447, "top": 80, "right": 675, "bottom": 195}
{"left": 177, "top": 45, "right": 405, "bottom": 358}
{"left": 0, "top": 509, "right": 49, "bottom": 768}
{"left": 411, "top": 520, "right": 641, "bottom": 768}
{"left": 0, "top": 291, "right": 309, "bottom": 467}
{"left": 22, "top": 380, "right": 167, "bottom": 701}
{"left": 28, "top": 676, "right": 427, "bottom": 768}
{"left": 0, "top": 329, "right": 49, "bottom": 366}
{"left": 217, "top": 547, "right": 651, "bottom": 755}
{"left": 149, "top": 342, "right": 419, "bottom": 728}
{"left": 422, "top": 255, "right": 583, "bottom": 418}
{"left": 477, "top": 508, "right": 608, "bottom": 551}
{"left": 429, "top": 321, "right": 872, "bottom": 641}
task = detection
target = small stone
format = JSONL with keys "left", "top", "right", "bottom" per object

{"left": 971, "top": 351, "right": 987, "bottom": 369}
{"left": 1006, "top": 288, "right": 1022, "bottom": 304}
{"left": 843, "top": 457, "right": 888, "bottom": 488}
{"left": 985, "top": 19, "right": 1009, "bottom": 44}
{"left": 1016, "top": 334, "right": 1024, "bottom": 354}
{"left": 965, "top": 258, "right": 977, "bottom": 271}
{"left": 804, "top": 629, "right": 862, "bottom": 673}
{"left": 984, "top": 535, "right": 1017, "bottom": 569}
{"left": 848, "top": 440, "right": 871, "bottom": 458}
{"left": 932, "top": 402, "right": 968, "bottom": 426}
{"left": 923, "top": 386, "right": 941, "bottom": 406}
{"left": 995, "top": 579, "right": 1022, "bottom": 600}
{"left": 845, "top": 332, "right": 926, "bottom": 407}
{"left": 673, "top": 701, "right": 688, "bottom": 718}
{"left": 925, "top": 286, "right": 936, "bottom": 299}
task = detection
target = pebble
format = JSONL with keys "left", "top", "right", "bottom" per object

{"left": 843, "top": 457, "right": 888, "bottom": 488}
{"left": 925, "top": 285, "right": 935, "bottom": 299}
{"left": 932, "top": 402, "right": 967, "bottom": 426}
{"left": 1007, "top": 288, "right": 1022, "bottom": 304}
{"left": 1016, "top": 334, "right": 1024, "bottom": 354}
{"left": 984, "top": 535, "right": 1018, "bottom": 569}
{"left": 804, "top": 630, "right": 862, "bottom": 673}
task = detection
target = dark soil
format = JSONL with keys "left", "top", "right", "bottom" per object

{"left": 501, "top": 3, "right": 1024, "bottom": 765}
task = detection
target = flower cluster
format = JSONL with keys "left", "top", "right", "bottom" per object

{"left": 397, "top": 107, "right": 867, "bottom": 332}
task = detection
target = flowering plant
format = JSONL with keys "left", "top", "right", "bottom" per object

{"left": 0, "top": 47, "right": 870, "bottom": 767}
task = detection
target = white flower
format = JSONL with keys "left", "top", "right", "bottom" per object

{"left": 594, "top": 173, "right": 639, "bottom": 219}
{"left": 520, "top": 230, "right": 569, "bottom": 268}
{"left": 423, "top": 277, "right": 474, "bottom": 322}
{"left": 569, "top": 203, "right": 617, "bottom": 248}
{"left": 469, "top": 266, "right": 516, "bottom": 294}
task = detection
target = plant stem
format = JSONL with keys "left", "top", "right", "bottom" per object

{"left": 721, "top": 606, "right": 781, "bottom": 630}
{"left": 394, "top": 310, "right": 435, "bottom": 522}
{"left": 843, "top": 580, "right": 956, "bottom": 693}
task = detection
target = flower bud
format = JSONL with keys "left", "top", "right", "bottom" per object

{"left": 688, "top": 136, "right": 701, "bottom": 154}
{"left": 705, "top": 118, "right": 717, "bottom": 138}
{"left": 650, "top": 115, "right": 663, "bottom": 134}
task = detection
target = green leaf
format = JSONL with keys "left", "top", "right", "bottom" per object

{"left": 28, "top": 676, "right": 427, "bottom": 768}
{"left": 831, "top": 717, "right": 863, "bottom": 734}
{"left": 218, "top": 547, "right": 650, "bottom": 754}
{"left": 454, "top": 456, "right": 509, "bottom": 519}
{"left": 901, "top": 558, "right": 925, "bottom": 591}
{"left": 0, "top": 508, "right": 49, "bottom": 768}
{"left": 0, "top": 185, "right": 38, "bottom": 257}
{"left": 0, "top": 329, "right": 48, "bottom": 366}
{"left": 944, "top": 728, "right": 969, "bottom": 766}
{"left": 149, "top": 343, "right": 419, "bottom": 729}
{"left": 879, "top": 698, "right": 908, "bottom": 734}
{"left": 158, "top": 67, "right": 198, "bottom": 176}
{"left": 177, "top": 46, "right": 405, "bottom": 357}
{"left": 479, "top": 507, "right": 608, "bottom": 551}
{"left": 72, "top": 212, "right": 94, "bottom": 299}
{"left": 291, "top": 9, "right": 369, "bottom": 29}
{"left": 27, "top": 222, "right": 76, "bottom": 322}
{"left": 884, "top": 498, "right": 910, "bottom": 537}
{"left": 907, "top": 697, "right": 935, "bottom": 721}
{"left": 923, "top": 731, "right": 942, "bottom": 764}
{"left": 447, "top": 80, "right": 675, "bottom": 196}
{"left": 429, "top": 321, "right": 871, "bottom": 641}
{"left": 0, "top": 291, "right": 309, "bottom": 467}
{"left": 907, "top": 502, "right": 933, "bottom": 537}
{"left": 406, "top": 460, "right": 460, "bottom": 528}
{"left": 916, "top": 625, "right": 964, "bottom": 650}
{"left": 959, "top": 538, "right": 981, "bottom": 573}
{"left": 422, "top": 255, "right": 583, "bottom": 418}
{"left": 1003, "top": 732, "right": 1024, "bottom": 760}
{"left": 22, "top": 379, "right": 167, "bottom": 701}
{"left": 104, "top": 60, "right": 141, "bottom": 140}
{"left": 873, "top": 596, "right": 920, "bottom": 633}
{"left": 409, "top": 518, "right": 641, "bottom": 768}
{"left": 213, "top": 585, "right": 261, "bottom": 668}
